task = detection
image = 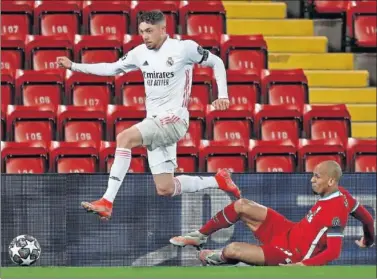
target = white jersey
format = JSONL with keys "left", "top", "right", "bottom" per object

{"left": 71, "top": 36, "right": 228, "bottom": 117}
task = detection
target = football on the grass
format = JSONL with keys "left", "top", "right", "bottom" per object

{"left": 9, "top": 235, "right": 41, "bottom": 266}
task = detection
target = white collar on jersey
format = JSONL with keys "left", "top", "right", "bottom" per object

{"left": 319, "top": 191, "right": 341, "bottom": 201}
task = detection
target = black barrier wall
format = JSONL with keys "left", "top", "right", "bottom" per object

{"left": 1, "top": 173, "right": 376, "bottom": 266}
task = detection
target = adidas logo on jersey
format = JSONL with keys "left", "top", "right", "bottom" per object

{"left": 143, "top": 61, "right": 149, "bottom": 66}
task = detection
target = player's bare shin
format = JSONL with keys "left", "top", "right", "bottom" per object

{"left": 220, "top": 242, "right": 265, "bottom": 266}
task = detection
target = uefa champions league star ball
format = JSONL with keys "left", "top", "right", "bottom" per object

{"left": 9, "top": 235, "right": 41, "bottom": 266}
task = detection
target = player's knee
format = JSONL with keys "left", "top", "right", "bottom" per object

{"left": 116, "top": 129, "right": 136, "bottom": 149}
{"left": 223, "top": 242, "right": 242, "bottom": 259}
{"left": 155, "top": 181, "right": 175, "bottom": 196}
{"left": 234, "top": 198, "right": 253, "bottom": 214}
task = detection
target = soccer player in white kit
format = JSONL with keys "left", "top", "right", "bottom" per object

{"left": 57, "top": 10, "right": 241, "bottom": 220}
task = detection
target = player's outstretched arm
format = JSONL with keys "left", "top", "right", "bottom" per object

{"left": 301, "top": 236, "right": 343, "bottom": 266}
{"left": 56, "top": 56, "right": 124, "bottom": 76}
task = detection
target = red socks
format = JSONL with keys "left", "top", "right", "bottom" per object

{"left": 199, "top": 201, "right": 239, "bottom": 235}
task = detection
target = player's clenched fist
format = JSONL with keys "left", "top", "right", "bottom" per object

{"left": 56, "top": 56, "right": 72, "bottom": 69}
{"left": 212, "top": 98, "right": 229, "bottom": 111}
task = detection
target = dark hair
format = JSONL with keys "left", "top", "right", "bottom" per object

{"left": 138, "top": 10, "right": 165, "bottom": 25}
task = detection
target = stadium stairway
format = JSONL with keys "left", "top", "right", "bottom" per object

{"left": 223, "top": 0, "right": 376, "bottom": 139}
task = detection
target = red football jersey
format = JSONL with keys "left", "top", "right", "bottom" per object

{"left": 287, "top": 187, "right": 358, "bottom": 261}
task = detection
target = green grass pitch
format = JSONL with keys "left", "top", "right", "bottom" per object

{"left": 1, "top": 266, "right": 376, "bottom": 278}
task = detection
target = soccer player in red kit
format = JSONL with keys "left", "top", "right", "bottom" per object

{"left": 170, "top": 160, "right": 375, "bottom": 266}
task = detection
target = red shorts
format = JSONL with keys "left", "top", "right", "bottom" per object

{"left": 254, "top": 208, "right": 301, "bottom": 266}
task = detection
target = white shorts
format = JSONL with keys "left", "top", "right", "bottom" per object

{"left": 135, "top": 107, "right": 189, "bottom": 174}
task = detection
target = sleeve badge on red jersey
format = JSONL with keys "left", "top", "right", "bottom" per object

{"left": 332, "top": 217, "right": 341, "bottom": 227}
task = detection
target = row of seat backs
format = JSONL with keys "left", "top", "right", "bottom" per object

{"left": 1, "top": 138, "right": 376, "bottom": 173}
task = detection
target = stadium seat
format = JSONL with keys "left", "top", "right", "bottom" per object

{"left": 49, "top": 141, "right": 99, "bottom": 173}
{"left": 114, "top": 71, "right": 146, "bottom": 108}
{"left": 177, "top": 120, "right": 202, "bottom": 172}
{"left": 83, "top": 1, "right": 130, "bottom": 38}
{"left": 298, "top": 138, "right": 346, "bottom": 172}
{"left": 107, "top": 105, "right": 145, "bottom": 141}
{"left": 1, "top": 2, "right": 33, "bottom": 38}
{"left": 1, "top": 35, "right": 25, "bottom": 70}
{"left": 74, "top": 35, "right": 122, "bottom": 63}
{"left": 65, "top": 70, "right": 114, "bottom": 106}
{"left": 11, "top": 1, "right": 35, "bottom": 7}
{"left": 180, "top": 1, "right": 226, "bottom": 35}
{"left": 174, "top": 34, "right": 221, "bottom": 56}
{"left": 199, "top": 140, "right": 248, "bottom": 172}
{"left": 1, "top": 141, "right": 48, "bottom": 173}
{"left": 347, "top": 1, "right": 377, "bottom": 50}
{"left": 7, "top": 105, "right": 56, "bottom": 142}
{"left": 34, "top": 1, "right": 81, "bottom": 40}
{"left": 347, "top": 138, "right": 377, "bottom": 172}
{"left": 57, "top": 105, "right": 106, "bottom": 142}
{"left": 303, "top": 104, "right": 351, "bottom": 145}
{"left": 221, "top": 35, "right": 268, "bottom": 70}
{"left": 15, "top": 69, "right": 64, "bottom": 106}
{"left": 25, "top": 35, "right": 73, "bottom": 70}
{"left": 226, "top": 69, "right": 261, "bottom": 105}
{"left": 123, "top": 34, "right": 144, "bottom": 54}
{"left": 1, "top": 105, "right": 7, "bottom": 141}
{"left": 131, "top": 1, "right": 178, "bottom": 35}
{"left": 206, "top": 104, "right": 253, "bottom": 142}
{"left": 253, "top": 104, "right": 302, "bottom": 142}
{"left": 248, "top": 139, "right": 297, "bottom": 172}
{"left": 261, "top": 69, "right": 308, "bottom": 106}
{"left": 188, "top": 68, "right": 214, "bottom": 117}
{"left": 1, "top": 70, "right": 14, "bottom": 105}
{"left": 99, "top": 141, "right": 147, "bottom": 173}
{"left": 308, "top": 0, "right": 349, "bottom": 17}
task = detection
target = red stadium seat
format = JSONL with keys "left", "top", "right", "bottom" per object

{"left": 1, "top": 105, "right": 7, "bottom": 141}
{"left": 298, "top": 138, "right": 346, "bottom": 172}
{"left": 226, "top": 69, "right": 261, "bottom": 106}
{"left": 15, "top": 69, "right": 64, "bottom": 106}
{"left": 261, "top": 69, "right": 308, "bottom": 106}
{"left": 177, "top": 119, "right": 203, "bottom": 171}
{"left": 99, "top": 141, "right": 147, "bottom": 173}
{"left": 49, "top": 141, "right": 99, "bottom": 173}
{"left": 1, "top": 70, "right": 14, "bottom": 105}
{"left": 74, "top": 35, "right": 122, "bottom": 63}
{"left": 188, "top": 69, "right": 214, "bottom": 117}
{"left": 206, "top": 104, "right": 253, "bottom": 142}
{"left": 1, "top": 2, "right": 33, "bottom": 38}
{"left": 174, "top": 34, "right": 221, "bottom": 56}
{"left": 11, "top": 1, "right": 35, "bottom": 7}
{"left": 114, "top": 71, "right": 146, "bottom": 108}
{"left": 303, "top": 104, "right": 351, "bottom": 145}
{"left": 308, "top": 0, "right": 349, "bottom": 16}
{"left": 34, "top": 1, "right": 81, "bottom": 40}
{"left": 1, "top": 141, "right": 48, "bottom": 173}
{"left": 180, "top": 1, "right": 226, "bottom": 35}
{"left": 65, "top": 70, "right": 114, "bottom": 106}
{"left": 200, "top": 140, "right": 248, "bottom": 172}
{"left": 123, "top": 34, "right": 144, "bottom": 53}
{"left": 107, "top": 105, "right": 145, "bottom": 141}
{"left": 254, "top": 104, "right": 302, "bottom": 142}
{"left": 83, "top": 1, "right": 130, "bottom": 38}
{"left": 7, "top": 105, "right": 56, "bottom": 142}
{"left": 131, "top": 1, "right": 178, "bottom": 35}
{"left": 57, "top": 105, "right": 106, "bottom": 142}
{"left": 1, "top": 35, "right": 25, "bottom": 70}
{"left": 347, "top": 138, "right": 377, "bottom": 172}
{"left": 221, "top": 35, "right": 268, "bottom": 70}
{"left": 347, "top": 1, "right": 377, "bottom": 49}
{"left": 25, "top": 35, "right": 73, "bottom": 70}
{"left": 248, "top": 139, "right": 297, "bottom": 172}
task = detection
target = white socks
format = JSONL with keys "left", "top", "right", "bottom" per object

{"left": 172, "top": 175, "right": 219, "bottom": 196}
{"left": 103, "top": 148, "right": 131, "bottom": 203}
